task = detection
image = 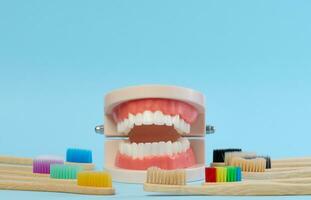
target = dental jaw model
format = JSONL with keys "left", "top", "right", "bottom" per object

{"left": 101, "top": 85, "right": 207, "bottom": 183}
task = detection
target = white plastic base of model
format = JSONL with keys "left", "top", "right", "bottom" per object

{"left": 105, "top": 164, "right": 204, "bottom": 183}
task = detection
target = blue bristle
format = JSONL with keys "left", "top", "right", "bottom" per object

{"left": 66, "top": 148, "right": 92, "bottom": 163}
{"left": 236, "top": 167, "right": 242, "bottom": 181}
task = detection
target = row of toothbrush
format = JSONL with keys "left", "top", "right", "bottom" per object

{"left": 1, "top": 148, "right": 311, "bottom": 195}
{"left": 145, "top": 148, "right": 311, "bottom": 195}
{"left": 0, "top": 148, "right": 114, "bottom": 195}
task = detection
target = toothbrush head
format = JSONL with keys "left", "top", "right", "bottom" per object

{"left": 32, "top": 155, "right": 64, "bottom": 174}
{"left": 77, "top": 171, "right": 112, "bottom": 188}
{"left": 50, "top": 164, "right": 83, "bottom": 179}
{"left": 66, "top": 148, "right": 92, "bottom": 164}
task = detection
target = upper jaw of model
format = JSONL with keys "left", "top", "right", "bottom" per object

{"left": 112, "top": 98, "right": 198, "bottom": 136}
{"left": 117, "top": 111, "right": 190, "bottom": 134}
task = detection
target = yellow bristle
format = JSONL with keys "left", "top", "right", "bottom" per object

{"left": 77, "top": 171, "right": 112, "bottom": 188}
{"left": 216, "top": 167, "right": 227, "bottom": 182}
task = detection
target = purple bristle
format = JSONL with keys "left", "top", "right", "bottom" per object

{"left": 33, "top": 155, "right": 64, "bottom": 174}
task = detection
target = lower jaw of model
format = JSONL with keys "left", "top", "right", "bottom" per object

{"left": 113, "top": 98, "right": 198, "bottom": 170}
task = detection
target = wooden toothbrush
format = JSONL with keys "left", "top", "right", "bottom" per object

{"left": 144, "top": 181, "right": 311, "bottom": 196}
{"left": 243, "top": 167, "right": 311, "bottom": 180}
{"left": 0, "top": 155, "right": 95, "bottom": 170}
{"left": 272, "top": 157, "right": 311, "bottom": 168}
{"left": 0, "top": 170, "right": 115, "bottom": 195}
{"left": 144, "top": 167, "right": 311, "bottom": 196}
{"left": 0, "top": 180, "right": 115, "bottom": 195}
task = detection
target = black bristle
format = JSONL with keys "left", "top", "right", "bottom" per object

{"left": 258, "top": 156, "right": 271, "bottom": 169}
{"left": 213, "top": 148, "right": 242, "bottom": 162}
{"left": 265, "top": 156, "right": 271, "bottom": 169}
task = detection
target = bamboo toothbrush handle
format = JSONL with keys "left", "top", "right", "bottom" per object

{"left": 273, "top": 157, "right": 311, "bottom": 163}
{"left": 0, "top": 180, "right": 115, "bottom": 195}
{"left": 144, "top": 182, "right": 311, "bottom": 196}
{"left": 270, "top": 177, "right": 311, "bottom": 184}
{"left": 244, "top": 168, "right": 311, "bottom": 180}
{"left": 0, "top": 169, "right": 49, "bottom": 177}
{"left": 65, "top": 162, "right": 95, "bottom": 170}
{"left": 266, "top": 167, "right": 311, "bottom": 172}
{"left": 0, "top": 156, "right": 95, "bottom": 170}
{"left": 0, "top": 156, "right": 32, "bottom": 165}
{"left": 272, "top": 161, "right": 311, "bottom": 168}
{"left": 203, "top": 177, "right": 311, "bottom": 185}
{"left": 0, "top": 164, "right": 32, "bottom": 172}
{"left": 0, "top": 174, "right": 76, "bottom": 184}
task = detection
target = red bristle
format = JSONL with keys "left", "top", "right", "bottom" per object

{"left": 205, "top": 167, "right": 216, "bottom": 182}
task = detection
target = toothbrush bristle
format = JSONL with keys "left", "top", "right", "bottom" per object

{"left": 32, "top": 155, "right": 64, "bottom": 174}
{"left": 213, "top": 148, "right": 242, "bottom": 163}
{"left": 225, "top": 152, "right": 257, "bottom": 166}
{"left": 50, "top": 164, "right": 83, "bottom": 179}
{"left": 66, "top": 148, "right": 92, "bottom": 163}
{"left": 146, "top": 167, "right": 186, "bottom": 185}
{"left": 230, "top": 157, "right": 266, "bottom": 172}
{"left": 205, "top": 167, "right": 216, "bottom": 182}
{"left": 77, "top": 171, "right": 112, "bottom": 187}
{"left": 216, "top": 167, "right": 227, "bottom": 182}
{"left": 258, "top": 156, "right": 271, "bottom": 169}
{"left": 205, "top": 166, "right": 242, "bottom": 183}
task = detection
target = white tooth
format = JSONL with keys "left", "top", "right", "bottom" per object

{"left": 172, "top": 142, "right": 178, "bottom": 155}
{"left": 185, "top": 122, "right": 190, "bottom": 134}
{"left": 137, "top": 143, "right": 144, "bottom": 159}
{"left": 123, "top": 119, "right": 129, "bottom": 133}
{"left": 180, "top": 119, "right": 186, "bottom": 133}
{"left": 175, "top": 118, "right": 185, "bottom": 134}
{"left": 135, "top": 113, "right": 143, "bottom": 126}
{"left": 143, "top": 111, "right": 153, "bottom": 125}
{"left": 122, "top": 121, "right": 127, "bottom": 133}
{"left": 128, "top": 113, "right": 135, "bottom": 129}
{"left": 166, "top": 141, "right": 172, "bottom": 156}
{"left": 126, "top": 143, "right": 132, "bottom": 157}
{"left": 119, "top": 121, "right": 124, "bottom": 133}
{"left": 180, "top": 139, "right": 186, "bottom": 152}
{"left": 151, "top": 142, "right": 158, "bottom": 156}
{"left": 177, "top": 142, "right": 182, "bottom": 153}
{"left": 177, "top": 129, "right": 183, "bottom": 135}
{"left": 154, "top": 111, "right": 164, "bottom": 125}
{"left": 172, "top": 115, "right": 180, "bottom": 129}
{"left": 159, "top": 141, "right": 166, "bottom": 156}
{"left": 124, "top": 128, "right": 131, "bottom": 135}
{"left": 180, "top": 141, "right": 185, "bottom": 152}
{"left": 183, "top": 139, "right": 190, "bottom": 150}
{"left": 172, "top": 115, "right": 179, "bottom": 124}
{"left": 164, "top": 115, "right": 173, "bottom": 126}
{"left": 144, "top": 143, "right": 152, "bottom": 157}
{"left": 181, "top": 139, "right": 187, "bottom": 152}
{"left": 132, "top": 143, "right": 138, "bottom": 159}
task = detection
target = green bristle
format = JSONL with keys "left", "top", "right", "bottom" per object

{"left": 226, "top": 166, "right": 236, "bottom": 182}
{"left": 50, "top": 164, "right": 83, "bottom": 179}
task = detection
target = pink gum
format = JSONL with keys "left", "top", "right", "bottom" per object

{"left": 112, "top": 98, "right": 198, "bottom": 124}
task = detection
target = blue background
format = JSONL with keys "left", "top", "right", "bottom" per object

{"left": 1, "top": 0, "right": 311, "bottom": 199}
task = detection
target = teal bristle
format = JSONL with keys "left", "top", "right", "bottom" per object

{"left": 50, "top": 164, "right": 83, "bottom": 179}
